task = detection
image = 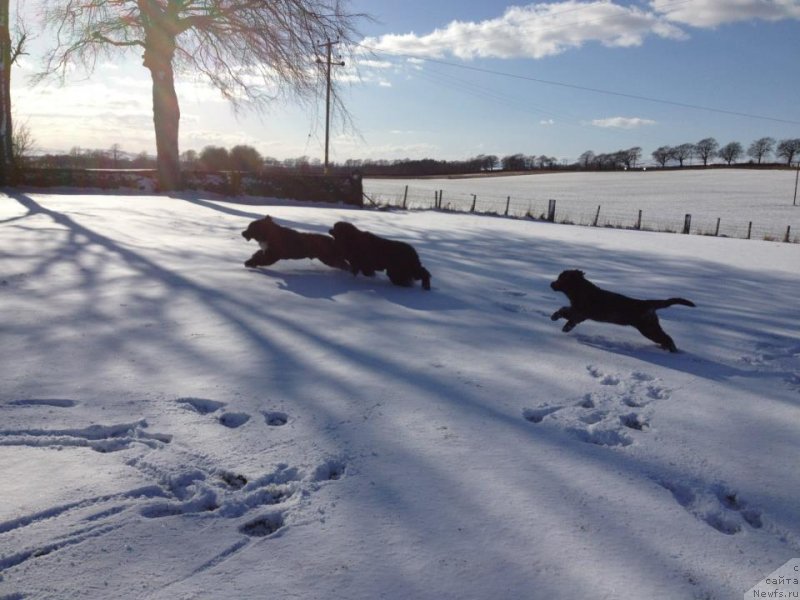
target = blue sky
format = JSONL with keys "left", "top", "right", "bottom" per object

{"left": 12, "top": 1, "right": 800, "bottom": 164}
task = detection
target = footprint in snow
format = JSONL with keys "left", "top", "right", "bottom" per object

{"left": 219, "top": 412, "right": 251, "bottom": 429}
{"left": 567, "top": 427, "right": 632, "bottom": 447}
{"left": 522, "top": 406, "right": 562, "bottom": 424}
{"left": 176, "top": 398, "right": 226, "bottom": 415}
{"left": 239, "top": 513, "right": 284, "bottom": 537}
{"left": 523, "top": 367, "right": 664, "bottom": 447}
{"left": 263, "top": 411, "right": 289, "bottom": 427}
{"left": 586, "top": 365, "right": 621, "bottom": 386}
{"left": 0, "top": 420, "right": 171, "bottom": 453}
{"left": 620, "top": 413, "right": 649, "bottom": 431}
{"left": 655, "top": 478, "right": 763, "bottom": 535}
{"left": 8, "top": 399, "right": 77, "bottom": 408}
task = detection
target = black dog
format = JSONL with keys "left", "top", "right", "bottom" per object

{"left": 549, "top": 270, "right": 695, "bottom": 352}
{"left": 329, "top": 221, "right": 431, "bottom": 290}
{"left": 242, "top": 216, "right": 348, "bottom": 270}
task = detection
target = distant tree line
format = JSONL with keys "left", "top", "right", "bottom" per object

{"left": 648, "top": 137, "right": 800, "bottom": 168}
{"left": 20, "top": 136, "right": 800, "bottom": 177}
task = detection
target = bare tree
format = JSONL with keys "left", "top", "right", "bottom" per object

{"left": 776, "top": 138, "right": 800, "bottom": 166}
{"left": 747, "top": 137, "right": 775, "bottom": 164}
{"left": 672, "top": 143, "right": 694, "bottom": 167}
{"left": 695, "top": 137, "right": 718, "bottom": 166}
{"left": 622, "top": 147, "right": 642, "bottom": 169}
{"left": 110, "top": 143, "right": 123, "bottom": 168}
{"left": 37, "top": 1, "right": 366, "bottom": 191}
{"left": 651, "top": 146, "right": 672, "bottom": 168}
{"left": 578, "top": 150, "right": 595, "bottom": 170}
{"left": 11, "top": 117, "right": 34, "bottom": 164}
{"left": 718, "top": 141, "right": 743, "bottom": 165}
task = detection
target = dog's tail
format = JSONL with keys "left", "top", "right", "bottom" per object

{"left": 649, "top": 298, "right": 696, "bottom": 310}
{"left": 418, "top": 267, "right": 432, "bottom": 291}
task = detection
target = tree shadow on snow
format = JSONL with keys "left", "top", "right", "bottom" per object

{"left": 4, "top": 192, "right": 798, "bottom": 599}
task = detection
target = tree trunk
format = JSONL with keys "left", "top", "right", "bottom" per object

{"left": 147, "top": 63, "right": 181, "bottom": 191}
{"left": 0, "top": 0, "right": 14, "bottom": 186}
{"left": 142, "top": 7, "right": 181, "bottom": 191}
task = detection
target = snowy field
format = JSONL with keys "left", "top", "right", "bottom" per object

{"left": 365, "top": 169, "right": 800, "bottom": 242}
{"left": 1, "top": 190, "right": 799, "bottom": 600}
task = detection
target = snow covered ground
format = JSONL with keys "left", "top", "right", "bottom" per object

{"left": 365, "top": 169, "right": 800, "bottom": 241}
{"left": 1, "top": 189, "right": 798, "bottom": 599}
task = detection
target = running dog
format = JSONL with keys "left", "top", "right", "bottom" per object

{"left": 242, "top": 216, "right": 348, "bottom": 270}
{"left": 329, "top": 221, "right": 431, "bottom": 290}
{"left": 549, "top": 269, "right": 695, "bottom": 352}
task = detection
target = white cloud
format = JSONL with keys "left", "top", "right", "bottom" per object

{"left": 540, "top": 119, "right": 555, "bottom": 126}
{"left": 591, "top": 116, "right": 656, "bottom": 129}
{"left": 364, "top": 1, "right": 687, "bottom": 60}
{"left": 651, "top": 0, "right": 800, "bottom": 28}
{"left": 363, "top": 0, "right": 800, "bottom": 62}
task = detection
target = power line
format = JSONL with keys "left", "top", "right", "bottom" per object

{"left": 360, "top": 47, "right": 800, "bottom": 126}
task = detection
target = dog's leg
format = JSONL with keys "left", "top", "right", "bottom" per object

{"left": 634, "top": 318, "right": 678, "bottom": 352}
{"left": 418, "top": 267, "right": 432, "bottom": 290}
{"left": 550, "top": 307, "right": 571, "bottom": 321}
{"left": 387, "top": 269, "right": 413, "bottom": 287}
{"left": 551, "top": 307, "right": 583, "bottom": 332}
{"left": 244, "top": 250, "right": 279, "bottom": 268}
{"left": 319, "top": 254, "right": 350, "bottom": 270}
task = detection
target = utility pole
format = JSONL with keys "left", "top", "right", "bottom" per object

{"left": 317, "top": 39, "right": 344, "bottom": 174}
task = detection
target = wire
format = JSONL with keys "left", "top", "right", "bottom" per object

{"left": 360, "top": 46, "right": 800, "bottom": 126}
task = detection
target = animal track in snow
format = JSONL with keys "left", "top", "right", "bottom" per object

{"left": 263, "top": 411, "right": 289, "bottom": 426}
{"left": 741, "top": 340, "right": 800, "bottom": 392}
{"left": 525, "top": 366, "right": 670, "bottom": 448}
{"left": 567, "top": 427, "right": 632, "bottom": 447}
{"left": 176, "top": 397, "right": 226, "bottom": 415}
{"left": 139, "top": 464, "right": 297, "bottom": 521}
{"left": 239, "top": 513, "right": 284, "bottom": 537}
{"left": 218, "top": 412, "right": 251, "bottom": 429}
{"left": 176, "top": 399, "right": 255, "bottom": 429}
{"left": 8, "top": 398, "right": 77, "bottom": 408}
{"left": 0, "top": 419, "right": 172, "bottom": 453}
{"left": 522, "top": 406, "right": 562, "bottom": 424}
{"left": 655, "top": 478, "right": 763, "bottom": 536}
{"left": 0, "top": 457, "right": 347, "bottom": 574}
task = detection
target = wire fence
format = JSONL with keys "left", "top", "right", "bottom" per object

{"left": 364, "top": 182, "right": 799, "bottom": 244}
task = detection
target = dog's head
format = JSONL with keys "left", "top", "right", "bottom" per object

{"left": 241, "top": 215, "right": 274, "bottom": 242}
{"left": 329, "top": 221, "right": 361, "bottom": 241}
{"left": 550, "top": 269, "right": 586, "bottom": 293}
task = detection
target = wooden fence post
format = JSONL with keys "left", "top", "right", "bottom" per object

{"left": 683, "top": 214, "right": 692, "bottom": 234}
{"left": 747, "top": 222, "right": 752, "bottom": 239}
{"left": 402, "top": 185, "right": 408, "bottom": 209}
{"left": 785, "top": 225, "right": 791, "bottom": 243}
{"left": 470, "top": 194, "right": 477, "bottom": 213}
{"left": 593, "top": 205, "right": 601, "bottom": 226}
{"left": 505, "top": 196, "right": 511, "bottom": 216}
{"left": 635, "top": 210, "right": 642, "bottom": 230}
{"left": 439, "top": 189, "right": 443, "bottom": 210}
{"left": 547, "top": 199, "right": 556, "bottom": 222}
{"left": 715, "top": 218, "right": 720, "bottom": 236}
